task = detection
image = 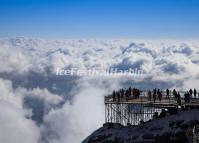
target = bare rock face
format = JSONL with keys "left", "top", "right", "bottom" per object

{"left": 82, "top": 109, "right": 199, "bottom": 143}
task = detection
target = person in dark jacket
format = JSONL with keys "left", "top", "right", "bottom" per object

{"left": 113, "top": 90, "right": 116, "bottom": 101}
{"left": 189, "top": 88, "right": 193, "bottom": 98}
{"left": 173, "top": 89, "right": 177, "bottom": 100}
{"left": 148, "top": 90, "right": 152, "bottom": 101}
{"left": 153, "top": 88, "right": 157, "bottom": 103}
{"left": 177, "top": 92, "right": 181, "bottom": 105}
{"left": 166, "top": 89, "right": 170, "bottom": 99}
{"left": 157, "top": 89, "right": 162, "bottom": 102}
{"left": 194, "top": 88, "right": 197, "bottom": 98}
{"left": 117, "top": 92, "right": 120, "bottom": 102}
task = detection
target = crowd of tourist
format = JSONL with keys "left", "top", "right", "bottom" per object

{"left": 111, "top": 87, "right": 198, "bottom": 105}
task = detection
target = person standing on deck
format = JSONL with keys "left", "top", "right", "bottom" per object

{"left": 166, "top": 89, "right": 170, "bottom": 99}
{"left": 153, "top": 88, "right": 157, "bottom": 103}
{"left": 128, "top": 87, "right": 132, "bottom": 96}
{"left": 194, "top": 88, "right": 197, "bottom": 98}
{"left": 157, "top": 89, "right": 162, "bottom": 102}
{"left": 121, "top": 89, "right": 124, "bottom": 99}
{"left": 189, "top": 88, "right": 193, "bottom": 98}
{"left": 121, "top": 90, "right": 124, "bottom": 102}
{"left": 184, "top": 92, "right": 187, "bottom": 103}
{"left": 148, "top": 90, "right": 152, "bottom": 101}
{"left": 173, "top": 89, "right": 177, "bottom": 100}
{"left": 113, "top": 90, "right": 116, "bottom": 101}
{"left": 177, "top": 92, "right": 181, "bottom": 105}
{"left": 133, "top": 88, "right": 136, "bottom": 99}
{"left": 184, "top": 92, "right": 190, "bottom": 103}
{"left": 117, "top": 92, "right": 120, "bottom": 102}
{"left": 187, "top": 91, "right": 191, "bottom": 103}
{"left": 125, "top": 90, "right": 129, "bottom": 101}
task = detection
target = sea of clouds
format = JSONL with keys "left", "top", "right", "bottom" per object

{"left": 0, "top": 37, "right": 199, "bottom": 143}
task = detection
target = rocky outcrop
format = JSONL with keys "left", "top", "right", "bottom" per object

{"left": 83, "top": 109, "right": 199, "bottom": 143}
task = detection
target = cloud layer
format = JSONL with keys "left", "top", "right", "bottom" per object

{"left": 0, "top": 37, "right": 199, "bottom": 143}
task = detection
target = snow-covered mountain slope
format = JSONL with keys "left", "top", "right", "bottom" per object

{"left": 83, "top": 109, "right": 199, "bottom": 143}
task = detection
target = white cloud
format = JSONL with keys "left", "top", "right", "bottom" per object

{"left": 0, "top": 101, "right": 40, "bottom": 143}
{"left": 0, "top": 79, "right": 23, "bottom": 108}
{"left": 1, "top": 38, "right": 199, "bottom": 79}
{"left": 0, "top": 78, "right": 64, "bottom": 143}
{"left": 0, "top": 79, "right": 40, "bottom": 143}
{"left": 0, "top": 37, "right": 199, "bottom": 143}
{"left": 41, "top": 77, "right": 122, "bottom": 143}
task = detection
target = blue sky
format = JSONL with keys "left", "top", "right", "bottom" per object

{"left": 0, "top": 0, "right": 199, "bottom": 39}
